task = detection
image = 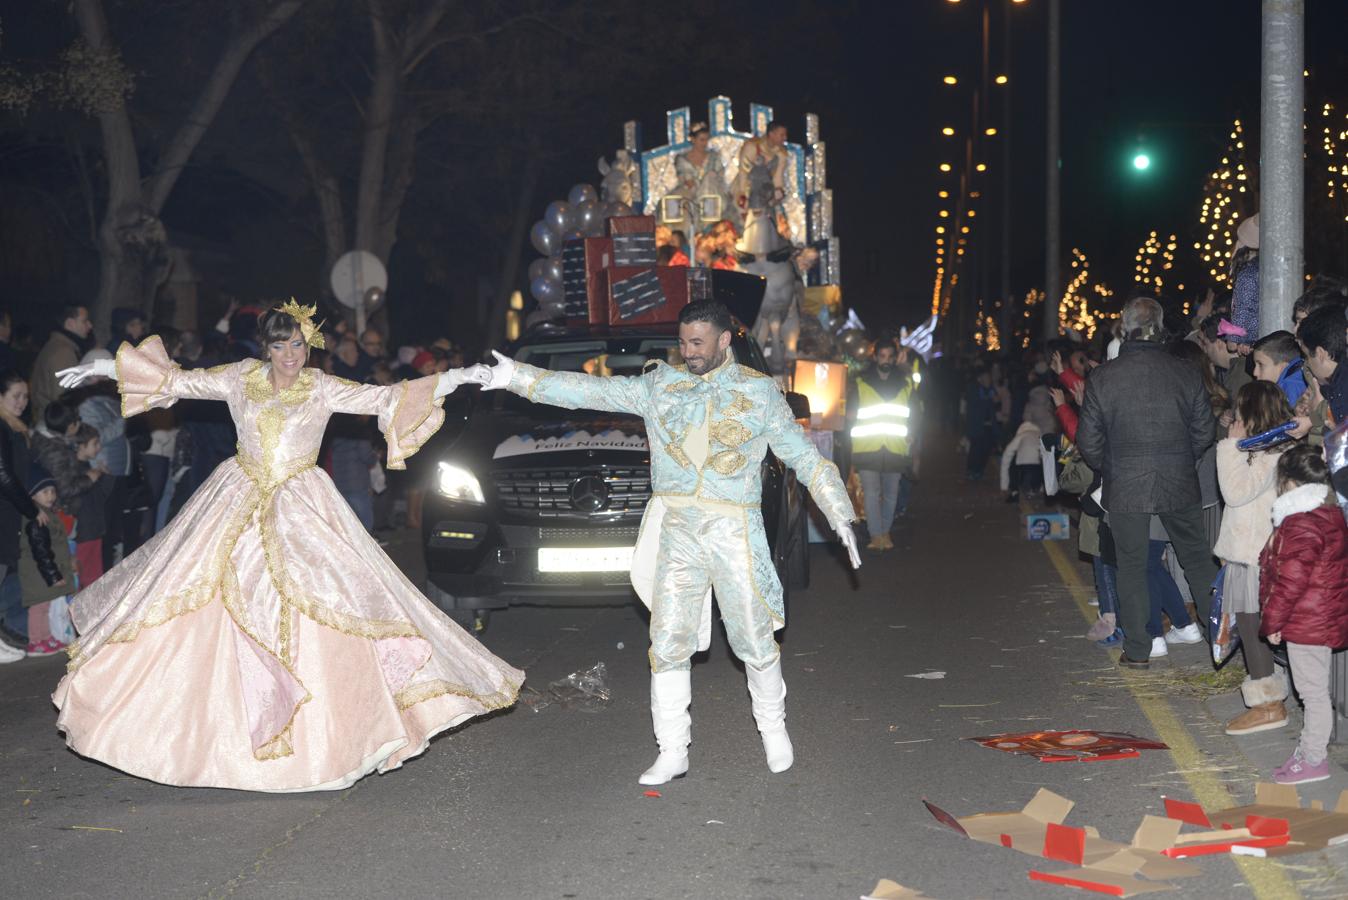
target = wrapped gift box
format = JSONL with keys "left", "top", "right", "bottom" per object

{"left": 607, "top": 215, "right": 658, "bottom": 267}
{"left": 562, "top": 237, "right": 613, "bottom": 322}
{"left": 596, "top": 266, "right": 694, "bottom": 326}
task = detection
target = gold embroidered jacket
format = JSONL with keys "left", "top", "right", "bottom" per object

{"left": 507, "top": 354, "right": 854, "bottom": 529}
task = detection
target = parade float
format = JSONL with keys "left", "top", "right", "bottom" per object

{"left": 523, "top": 96, "right": 841, "bottom": 380}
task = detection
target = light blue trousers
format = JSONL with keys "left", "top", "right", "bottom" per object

{"left": 648, "top": 505, "right": 780, "bottom": 673}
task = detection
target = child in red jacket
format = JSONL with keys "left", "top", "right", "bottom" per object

{"left": 1259, "top": 444, "right": 1348, "bottom": 784}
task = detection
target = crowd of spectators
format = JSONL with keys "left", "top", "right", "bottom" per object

{"left": 0, "top": 300, "right": 467, "bottom": 664}
{"left": 956, "top": 233, "right": 1348, "bottom": 785}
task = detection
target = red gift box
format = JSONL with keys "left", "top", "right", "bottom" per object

{"left": 594, "top": 266, "right": 693, "bottom": 326}
{"left": 562, "top": 238, "right": 613, "bottom": 324}
{"left": 606, "top": 215, "right": 656, "bottom": 236}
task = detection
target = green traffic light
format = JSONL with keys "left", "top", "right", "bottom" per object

{"left": 1133, "top": 153, "right": 1151, "bottom": 171}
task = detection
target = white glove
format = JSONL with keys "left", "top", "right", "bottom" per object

{"left": 836, "top": 522, "right": 862, "bottom": 570}
{"left": 56, "top": 358, "right": 117, "bottom": 389}
{"left": 474, "top": 351, "right": 516, "bottom": 391}
{"left": 434, "top": 368, "right": 475, "bottom": 399}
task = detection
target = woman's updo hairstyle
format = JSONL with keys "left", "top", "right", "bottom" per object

{"left": 258, "top": 308, "right": 302, "bottom": 348}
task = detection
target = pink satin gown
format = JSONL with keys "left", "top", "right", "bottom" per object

{"left": 52, "top": 337, "right": 524, "bottom": 792}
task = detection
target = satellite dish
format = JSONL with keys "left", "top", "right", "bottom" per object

{"left": 329, "top": 251, "right": 387, "bottom": 309}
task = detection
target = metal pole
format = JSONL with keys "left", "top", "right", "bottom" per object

{"left": 1043, "top": 0, "right": 1061, "bottom": 343}
{"left": 1258, "top": 0, "right": 1304, "bottom": 335}
{"left": 999, "top": 2, "right": 1013, "bottom": 342}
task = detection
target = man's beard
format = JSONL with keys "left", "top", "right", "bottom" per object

{"left": 686, "top": 348, "right": 727, "bottom": 375}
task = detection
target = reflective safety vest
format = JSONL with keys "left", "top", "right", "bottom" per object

{"left": 851, "top": 379, "right": 912, "bottom": 454}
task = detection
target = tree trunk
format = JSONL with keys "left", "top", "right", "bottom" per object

{"left": 72, "top": 0, "right": 148, "bottom": 340}
{"left": 486, "top": 152, "right": 540, "bottom": 351}
{"left": 74, "top": 0, "right": 302, "bottom": 342}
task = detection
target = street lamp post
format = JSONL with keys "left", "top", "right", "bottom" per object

{"left": 1258, "top": 0, "right": 1304, "bottom": 334}
{"left": 1043, "top": 0, "right": 1061, "bottom": 342}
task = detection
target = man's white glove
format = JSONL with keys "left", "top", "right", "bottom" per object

{"left": 472, "top": 351, "right": 515, "bottom": 391}
{"left": 836, "top": 522, "right": 862, "bottom": 570}
{"left": 56, "top": 358, "right": 117, "bottom": 389}
{"left": 434, "top": 368, "right": 477, "bottom": 399}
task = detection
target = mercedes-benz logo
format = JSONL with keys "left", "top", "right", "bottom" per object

{"left": 569, "top": 476, "right": 609, "bottom": 512}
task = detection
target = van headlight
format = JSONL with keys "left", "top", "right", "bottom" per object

{"left": 437, "top": 462, "right": 484, "bottom": 503}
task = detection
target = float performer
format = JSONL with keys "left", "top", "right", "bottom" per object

{"left": 475, "top": 299, "right": 860, "bottom": 784}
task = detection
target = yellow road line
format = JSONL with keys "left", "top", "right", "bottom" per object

{"left": 1040, "top": 535, "right": 1300, "bottom": 899}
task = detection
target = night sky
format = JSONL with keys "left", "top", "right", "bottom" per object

{"left": 0, "top": 0, "right": 1344, "bottom": 346}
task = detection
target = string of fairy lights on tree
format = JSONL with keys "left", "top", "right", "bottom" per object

{"left": 1322, "top": 101, "right": 1348, "bottom": 221}
{"left": 973, "top": 310, "right": 1001, "bottom": 351}
{"left": 1133, "top": 231, "right": 1177, "bottom": 292}
{"left": 1056, "top": 248, "right": 1113, "bottom": 339}
{"left": 1194, "top": 118, "right": 1251, "bottom": 287}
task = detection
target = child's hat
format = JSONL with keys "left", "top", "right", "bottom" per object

{"left": 26, "top": 463, "right": 55, "bottom": 497}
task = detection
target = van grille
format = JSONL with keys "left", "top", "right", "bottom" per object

{"left": 493, "top": 467, "right": 651, "bottom": 518}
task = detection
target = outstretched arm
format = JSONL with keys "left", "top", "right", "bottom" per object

{"left": 476, "top": 351, "right": 649, "bottom": 416}
{"left": 58, "top": 337, "right": 236, "bottom": 416}
{"left": 322, "top": 372, "right": 463, "bottom": 470}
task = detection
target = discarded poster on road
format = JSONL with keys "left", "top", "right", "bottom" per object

{"left": 965, "top": 729, "right": 1168, "bottom": 762}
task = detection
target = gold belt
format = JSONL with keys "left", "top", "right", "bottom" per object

{"left": 236, "top": 446, "right": 318, "bottom": 494}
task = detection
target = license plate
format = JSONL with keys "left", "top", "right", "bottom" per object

{"left": 537, "top": 546, "right": 635, "bottom": 572}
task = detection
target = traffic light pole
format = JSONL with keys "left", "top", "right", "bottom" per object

{"left": 1258, "top": 0, "right": 1304, "bottom": 335}
{"left": 1042, "top": 0, "right": 1061, "bottom": 343}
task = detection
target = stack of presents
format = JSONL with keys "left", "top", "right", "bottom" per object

{"left": 562, "top": 216, "right": 713, "bottom": 326}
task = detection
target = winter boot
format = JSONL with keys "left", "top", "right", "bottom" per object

{"left": 745, "top": 659, "right": 794, "bottom": 773}
{"left": 1225, "top": 672, "right": 1290, "bottom": 735}
{"left": 638, "top": 670, "right": 691, "bottom": 785}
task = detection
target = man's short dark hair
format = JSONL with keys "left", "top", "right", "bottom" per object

{"left": 766, "top": 121, "right": 786, "bottom": 135}
{"left": 61, "top": 304, "right": 86, "bottom": 324}
{"left": 678, "top": 299, "right": 733, "bottom": 334}
{"left": 1298, "top": 305, "right": 1348, "bottom": 363}
{"left": 1252, "top": 330, "right": 1301, "bottom": 364}
{"left": 1293, "top": 275, "right": 1348, "bottom": 322}
{"left": 43, "top": 400, "right": 77, "bottom": 433}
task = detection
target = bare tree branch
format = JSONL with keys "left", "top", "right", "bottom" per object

{"left": 145, "top": 0, "right": 305, "bottom": 212}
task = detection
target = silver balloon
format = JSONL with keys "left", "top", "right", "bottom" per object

{"left": 530, "top": 275, "right": 561, "bottom": 305}
{"left": 568, "top": 183, "right": 598, "bottom": 206}
{"left": 576, "top": 200, "right": 601, "bottom": 237}
{"left": 544, "top": 256, "right": 564, "bottom": 282}
{"left": 530, "top": 220, "right": 557, "bottom": 256}
{"left": 545, "top": 201, "right": 570, "bottom": 236}
{"left": 540, "top": 299, "right": 567, "bottom": 318}
{"left": 611, "top": 202, "right": 633, "bottom": 217}
{"left": 561, "top": 229, "right": 583, "bottom": 242}
{"left": 839, "top": 329, "right": 870, "bottom": 359}
{"left": 527, "top": 258, "right": 549, "bottom": 283}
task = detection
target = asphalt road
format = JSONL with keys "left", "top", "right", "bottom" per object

{"left": 6, "top": 452, "right": 1348, "bottom": 899}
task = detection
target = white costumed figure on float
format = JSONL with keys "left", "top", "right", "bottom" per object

{"left": 471, "top": 298, "right": 861, "bottom": 785}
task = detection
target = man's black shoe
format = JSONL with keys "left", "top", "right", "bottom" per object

{"left": 0, "top": 623, "right": 27, "bottom": 650}
{"left": 1118, "top": 654, "right": 1150, "bottom": 670}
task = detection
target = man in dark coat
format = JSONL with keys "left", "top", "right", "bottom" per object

{"left": 1077, "top": 297, "right": 1220, "bottom": 668}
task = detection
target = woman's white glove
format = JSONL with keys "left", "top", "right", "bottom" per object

{"left": 836, "top": 523, "right": 862, "bottom": 570}
{"left": 472, "top": 351, "right": 515, "bottom": 391}
{"left": 56, "top": 358, "right": 117, "bottom": 389}
{"left": 434, "top": 368, "right": 477, "bottom": 399}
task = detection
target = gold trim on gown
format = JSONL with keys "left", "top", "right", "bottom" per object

{"left": 53, "top": 339, "right": 523, "bottom": 792}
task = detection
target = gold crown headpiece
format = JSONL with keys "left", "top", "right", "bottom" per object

{"left": 275, "top": 299, "right": 325, "bottom": 350}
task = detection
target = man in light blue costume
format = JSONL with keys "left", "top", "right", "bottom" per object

{"left": 475, "top": 300, "right": 860, "bottom": 784}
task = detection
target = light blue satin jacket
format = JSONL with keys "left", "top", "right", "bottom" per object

{"left": 506, "top": 353, "right": 854, "bottom": 530}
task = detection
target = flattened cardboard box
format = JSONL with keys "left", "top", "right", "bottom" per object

{"left": 1168, "top": 782, "right": 1348, "bottom": 857}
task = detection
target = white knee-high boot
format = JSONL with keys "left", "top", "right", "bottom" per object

{"left": 745, "top": 659, "right": 793, "bottom": 773}
{"left": 638, "top": 670, "right": 691, "bottom": 785}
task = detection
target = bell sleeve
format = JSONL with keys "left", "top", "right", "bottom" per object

{"left": 321, "top": 373, "right": 445, "bottom": 470}
{"left": 115, "top": 336, "right": 238, "bottom": 417}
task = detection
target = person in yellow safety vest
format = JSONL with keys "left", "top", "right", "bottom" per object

{"left": 846, "top": 339, "right": 917, "bottom": 551}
